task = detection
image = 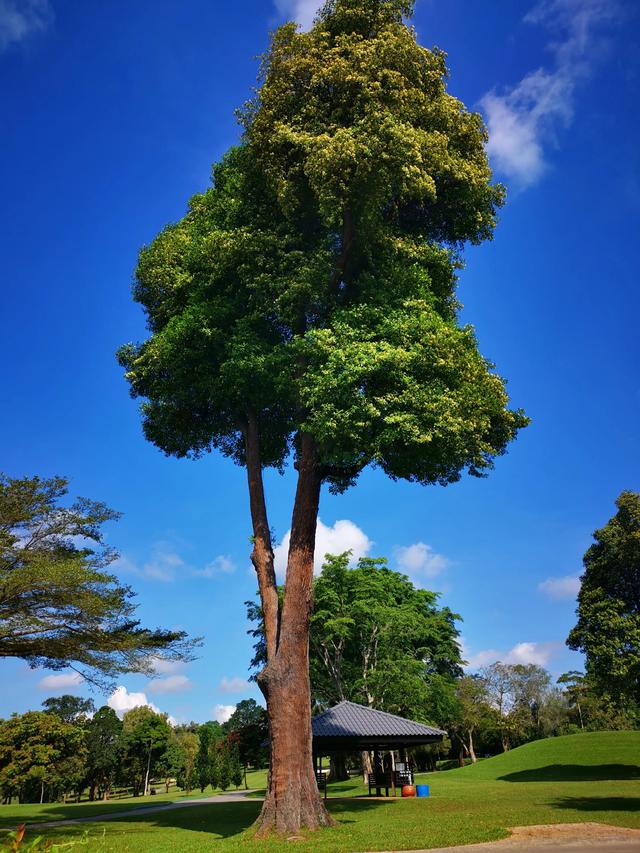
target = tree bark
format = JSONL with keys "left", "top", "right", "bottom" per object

{"left": 251, "top": 433, "right": 334, "bottom": 836}
{"left": 329, "top": 753, "right": 349, "bottom": 782}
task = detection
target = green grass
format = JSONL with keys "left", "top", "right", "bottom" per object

{"left": 2, "top": 732, "right": 639, "bottom": 852}
{"left": 0, "top": 769, "right": 268, "bottom": 830}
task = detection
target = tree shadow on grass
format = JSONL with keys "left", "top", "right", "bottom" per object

{"left": 499, "top": 764, "right": 640, "bottom": 782}
{"left": 36, "top": 797, "right": 391, "bottom": 843}
{"left": 550, "top": 796, "right": 640, "bottom": 813}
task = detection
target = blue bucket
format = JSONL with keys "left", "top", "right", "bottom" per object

{"left": 416, "top": 784, "right": 430, "bottom": 798}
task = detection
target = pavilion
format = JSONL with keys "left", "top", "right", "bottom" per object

{"left": 312, "top": 700, "right": 446, "bottom": 797}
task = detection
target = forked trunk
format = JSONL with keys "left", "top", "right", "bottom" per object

{"left": 249, "top": 431, "right": 334, "bottom": 836}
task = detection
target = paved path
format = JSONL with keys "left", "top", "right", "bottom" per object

{"left": 378, "top": 823, "right": 640, "bottom": 852}
{"left": 16, "top": 789, "right": 262, "bottom": 830}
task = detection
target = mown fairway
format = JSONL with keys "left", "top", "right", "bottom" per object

{"left": 2, "top": 732, "right": 639, "bottom": 852}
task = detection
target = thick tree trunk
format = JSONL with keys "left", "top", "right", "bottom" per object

{"left": 361, "top": 750, "right": 373, "bottom": 784}
{"left": 329, "top": 753, "right": 349, "bottom": 782}
{"left": 250, "top": 432, "right": 334, "bottom": 836}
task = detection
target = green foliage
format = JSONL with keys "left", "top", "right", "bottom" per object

{"left": 229, "top": 742, "right": 243, "bottom": 789}
{"left": 174, "top": 731, "right": 199, "bottom": 793}
{"left": 224, "top": 701, "right": 268, "bottom": 769}
{"left": 118, "top": 1, "right": 526, "bottom": 494}
{"left": 568, "top": 491, "right": 640, "bottom": 703}
{"left": 217, "top": 742, "right": 231, "bottom": 792}
{"left": 311, "top": 553, "right": 461, "bottom": 718}
{"left": 41, "top": 697, "right": 95, "bottom": 726}
{"left": 0, "top": 712, "right": 86, "bottom": 803}
{"left": 84, "top": 708, "right": 123, "bottom": 799}
{"left": 121, "top": 707, "right": 172, "bottom": 796}
{"left": 196, "top": 721, "right": 223, "bottom": 792}
{"left": 0, "top": 474, "right": 199, "bottom": 686}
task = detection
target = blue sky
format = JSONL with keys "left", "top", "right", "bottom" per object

{"left": 1, "top": 0, "right": 639, "bottom": 724}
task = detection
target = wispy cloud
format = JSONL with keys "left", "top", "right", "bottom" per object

{"left": 538, "top": 574, "right": 581, "bottom": 600}
{"left": 194, "top": 554, "right": 236, "bottom": 579}
{"left": 461, "top": 638, "right": 562, "bottom": 670}
{"left": 481, "top": 0, "right": 620, "bottom": 189}
{"left": 394, "top": 541, "right": 450, "bottom": 586}
{"left": 274, "top": 518, "right": 372, "bottom": 578}
{"left": 273, "top": 0, "right": 320, "bottom": 30}
{"left": 0, "top": 0, "right": 52, "bottom": 54}
{"left": 219, "top": 675, "right": 250, "bottom": 694}
{"left": 146, "top": 674, "right": 193, "bottom": 695}
{"left": 115, "top": 545, "right": 236, "bottom": 583}
{"left": 37, "top": 671, "right": 83, "bottom": 691}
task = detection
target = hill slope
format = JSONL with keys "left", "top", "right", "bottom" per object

{"left": 437, "top": 731, "right": 640, "bottom": 782}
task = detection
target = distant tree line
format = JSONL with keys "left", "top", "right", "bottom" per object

{"left": 0, "top": 697, "right": 267, "bottom": 805}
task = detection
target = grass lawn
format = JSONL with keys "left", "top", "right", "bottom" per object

{"left": 2, "top": 732, "right": 639, "bottom": 852}
{"left": 0, "top": 769, "right": 269, "bottom": 831}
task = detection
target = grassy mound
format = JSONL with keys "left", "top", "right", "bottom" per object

{"left": 438, "top": 731, "right": 640, "bottom": 782}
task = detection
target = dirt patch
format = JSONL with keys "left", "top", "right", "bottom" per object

{"left": 502, "top": 822, "right": 640, "bottom": 846}
{"left": 504, "top": 823, "right": 640, "bottom": 846}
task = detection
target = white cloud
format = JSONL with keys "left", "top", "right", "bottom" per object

{"left": 0, "top": 0, "right": 52, "bottom": 53}
{"left": 274, "top": 518, "right": 372, "bottom": 578}
{"left": 538, "top": 574, "right": 581, "bottom": 600}
{"left": 219, "top": 675, "right": 250, "bottom": 694}
{"left": 194, "top": 554, "right": 236, "bottom": 579}
{"left": 463, "top": 639, "right": 562, "bottom": 670}
{"left": 394, "top": 541, "right": 449, "bottom": 585}
{"left": 146, "top": 675, "right": 193, "bottom": 695}
{"left": 37, "top": 672, "right": 83, "bottom": 691}
{"left": 274, "top": 0, "right": 320, "bottom": 30}
{"left": 481, "top": 0, "right": 619, "bottom": 189}
{"left": 213, "top": 703, "right": 236, "bottom": 724}
{"left": 108, "top": 686, "right": 161, "bottom": 717}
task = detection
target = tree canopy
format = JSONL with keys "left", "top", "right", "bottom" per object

{"left": 0, "top": 474, "right": 199, "bottom": 686}
{"left": 568, "top": 491, "right": 640, "bottom": 704}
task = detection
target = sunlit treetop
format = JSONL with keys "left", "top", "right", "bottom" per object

{"left": 118, "top": 0, "right": 526, "bottom": 493}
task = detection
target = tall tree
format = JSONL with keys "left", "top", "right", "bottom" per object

{"left": 42, "top": 695, "right": 95, "bottom": 725}
{"left": 309, "top": 554, "right": 462, "bottom": 716}
{"left": 121, "top": 706, "right": 172, "bottom": 797}
{"left": 0, "top": 474, "right": 198, "bottom": 686}
{"left": 118, "top": 0, "right": 526, "bottom": 833}
{"left": 85, "top": 706, "right": 124, "bottom": 801}
{"left": 568, "top": 491, "right": 640, "bottom": 703}
{"left": 225, "top": 700, "right": 269, "bottom": 771}
{"left": 450, "top": 675, "right": 491, "bottom": 764}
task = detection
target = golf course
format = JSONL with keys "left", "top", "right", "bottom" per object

{"left": 3, "top": 731, "right": 639, "bottom": 852}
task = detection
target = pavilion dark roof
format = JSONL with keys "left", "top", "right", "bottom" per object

{"left": 312, "top": 701, "right": 446, "bottom": 740}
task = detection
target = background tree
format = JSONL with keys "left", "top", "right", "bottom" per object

{"left": 118, "top": 0, "right": 526, "bottom": 833}
{"left": 217, "top": 741, "right": 231, "bottom": 792}
{"left": 175, "top": 730, "right": 199, "bottom": 793}
{"left": 450, "top": 675, "right": 491, "bottom": 764}
{"left": 121, "top": 706, "right": 171, "bottom": 797}
{"left": 0, "top": 711, "right": 86, "bottom": 804}
{"left": 0, "top": 474, "right": 198, "bottom": 686}
{"left": 224, "top": 700, "right": 268, "bottom": 774}
{"left": 41, "top": 695, "right": 95, "bottom": 725}
{"left": 568, "top": 491, "right": 640, "bottom": 704}
{"left": 196, "top": 721, "right": 223, "bottom": 792}
{"left": 229, "top": 741, "right": 243, "bottom": 790}
{"left": 309, "top": 554, "right": 462, "bottom": 716}
{"left": 85, "top": 706, "right": 123, "bottom": 801}
{"left": 157, "top": 732, "right": 187, "bottom": 794}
